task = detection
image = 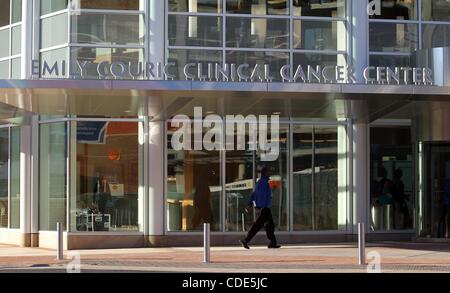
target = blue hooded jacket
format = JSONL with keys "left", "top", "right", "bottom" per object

{"left": 248, "top": 176, "right": 272, "bottom": 208}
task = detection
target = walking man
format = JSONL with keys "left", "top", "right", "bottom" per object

{"left": 239, "top": 167, "right": 280, "bottom": 249}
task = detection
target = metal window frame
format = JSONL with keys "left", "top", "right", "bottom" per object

{"left": 0, "top": 0, "right": 23, "bottom": 79}
{"left": 166, "top": 0, "right": 350, "bottom": 70}
{"left": 163, "top": 118, "right": 350, "bottom": 234}
{"left": 37, "top": 116, "right": 146, "bottom": 234}
{"left": 0, "top": 124, "right": 20, "bottom": 230}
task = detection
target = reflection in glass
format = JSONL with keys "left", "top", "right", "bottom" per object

{"left": 41, "top": 0, "right": 68, "bottom": 15}
{"left": 11, "top": 25, "right": 21, "bottom": 56}
{"left": 71, "top": 47, "right": 144, "bottom": 79}
{"left": 369, "top": 54, "right": 412, "bottom": 68}
{"left": 72, "top": 13, "right": 144, "bottom": 45}
{"left": 41, "top": 13, "right": 68, "bottom": 48}
{"left": 166, "top": 121, "right": 222, "bottom": 231}
{"left": 369, "top": 54, "right": 413, "bottom": 79}
{"left": 293, "top": 125, "right": 344, "bottom": 231}
{"left": 168, "top": 15, "right": 222, "bottom": 47}
{"left": 226, "top": 51, "right": 289, "bottom": 82}
{"left": 225, "top": 125, "right": 288, "bottom": 232}
{"left": 78, "top": 0, "right": 141, "bottom": 10}
{"left": 226, "top": 149, "right": 254, "bottom": 232}
{"left": 0, "top": 29, "right": 10, "bottom": 58}
{"left": 0, "top": 0, "right": 10, "bottom": 27}
{"left": 256, "top": 126, "right": 289, "bottom": 232}
{"left": 370, "top": 127, "right": 413, "bottom": 231}
{"left": 11, "top": 58, "right": 20, "bottom": 79}
{"left": 314, "top": 126, "right": 338, "bottom": 230}
{"left": 72, "top": 122, "right": 141, "bottom": 232}
{"left": 169, "top": 0, "right": 222, "bottom": 13}
{"left": 227, "top": 0, "right": 289, "bottom": 15}
{"left": 40, "top": 47, "right": 68, "bottom": 78}
{"left": 0, "top": 61, "right": 8, "bottom": 79}
{"left": 422, "top": 24, "right": 450, "bottom": 50}
{"left": 369, "top": 0, "right": 417, "bottom": 20}
{"left": 369, "top": 22, "right": 418, "bottom": 52}
{"left": 12, "top": 0, "right": 22, "bottom": 23}
{"left": 293, "top": 20, "right": 345, "bottom": 51}
{"left": 422, "top": 0, "right": 450, "bottom": 21}
{"left": 294, "top": 53, "right": 344, "bottom": 67}
{"left": 293, "top": 0, "right": 346, "bottom": 18}
{"left": 168, "top": 49, "right": 222, "bottom": 80}
{"left": 39, "top": 123, "right": 67, "bottom": 231}
{"left": 0, "top": 128, "right": 8, "bottom": 228}
{"left": 293, "top": 125, "right": 313, "bottom": 230}
{"left": 226, "top": 17, "right": 289, "bottom": 49}
{"left": 10, "top": 128, "right": 20, "bottom": 229}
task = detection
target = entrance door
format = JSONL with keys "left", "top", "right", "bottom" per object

{"left": 420, "top": 143, "right": 450, "bottom": 238}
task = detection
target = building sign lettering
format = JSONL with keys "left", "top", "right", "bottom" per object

{"left": 31, "top": 60, "right": 435, "bottom": 86}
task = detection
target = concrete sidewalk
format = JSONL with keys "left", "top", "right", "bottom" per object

{"left": 1, "top": 242, "right": 450, "bottom": 273}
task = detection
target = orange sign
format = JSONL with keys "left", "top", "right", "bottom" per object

{"left": 108, "top": 149, "right": 121, "bottom": 161}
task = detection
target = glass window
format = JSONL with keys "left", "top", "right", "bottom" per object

{"left": 39, "top": 122, "right": 67, "bottom": 231}
{"left": 71, "top": 13, "right": 144, "bottom": 45}
{"left": 293, "top": 0, "right": 346, "bottom": 18}
{"left": 225, "top": 125, "right": 288, "bottom": 232}
{"left": 41, "top": 0, "right": 68, "bottom": 15}
{"left": 313, "top": 126, "right": 339, "bottom": 230}
{"left": 40, "top": 47, "right": 68, "bottom": 78}
{"left": 369, "top": 0, "right": 418, "bottom": 20}
{"left": 370, "top": 54, "right": 412, "bottom": 68}
{"left": 226, "top": 51, "right": 289, "bottom": 82}
{"left": 166, "top": 120, "right": 222, "bottom": 231}
{"left": 0, "top": 29, "right": 10, "bottom": 58}
{"left": 370, "top": 127, "right": 413, "bottom": 231}
{"left": 293, "top": 125, "right": 313, "bottom": 230}
{"left": 0, "top": 128, "right": 8, "bottom": 228}
{"left": 168, "top": 49, "right": 222, "bottom": 80}
{"left": 12, "top": 0, "right": 22, "bottom": 23}
{"left": 256, "top": 126, "right": 289, "bottom": 231}
{"left": 293, "top": 53, "right": 346, "bottom": 67}
{"left": 422, "top": 24, "right": 450, "bottom": 50}
{"left": 422, "top": 0, "right": 450, "bottom": 21}
{"left": 226, "top": 17, "right": 289, "bottom": 49}
{"left": 369, "top": 22, "right": 418, "bottom": 52}
{"left": 0, "top": 0, "right": 10, "bottom": 27}
{"left": 169, "top": 0, "right": 222, "bottom": 13}
{"left": 293, "top": 20, "right": 346, "bottom": 51}
{"left": 0, "top": 61, "right": 8, "bottom": 79}
{"left": 71, "top": 121, "right": 142, "bottom": 232}
{"left": 168, "top": 15, "right": 222, "bottom": 47}
{"left": 41, "top": 13, "right": 68, "bottom": 48}
{"left": 293, "top": 125, "right": 344, "bottom": 231}
{"left": 226, "top": 0, "right": 289, "bottom": 15}
{"left": 11, "top": 25, "right": 21, "bottom": 55}
{"left": 369, "top": 54, "right": 413, "bottom": 80}
{"left": 11, "top": 58, "right": 20, "bottom": 79}
{"left": 10, "top": 127, "right": 20, "bottom": 229}
{"left": 71, "top": 47, "right": 144, "bottom": 79}
{"left": 225, "top": 148, "right": 254, "bottom": 232}
{"left": 79, "top": 0, "right": 141, "bottom": 10}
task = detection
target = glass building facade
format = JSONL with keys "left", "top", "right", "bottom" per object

{"left": 0, "top": 0, "right": 449, "bottom": 249}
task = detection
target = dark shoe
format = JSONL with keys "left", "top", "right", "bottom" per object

{"left": 268, "top": 244, "right": 281, "bottom": 249}
{"left": 239, "top": 239, "right": 250, "bottom": 249}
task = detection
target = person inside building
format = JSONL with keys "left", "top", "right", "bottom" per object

{"left": 392, "top": 168, "right": 411, "bottom": 229}
{"left": 239, "top": 167, "right": 280, "bottom": 249}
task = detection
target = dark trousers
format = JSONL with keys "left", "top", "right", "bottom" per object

{"left": 245, "top": 208, "right": 277, "bottom": 245}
